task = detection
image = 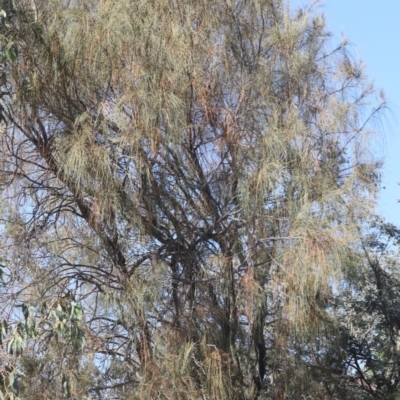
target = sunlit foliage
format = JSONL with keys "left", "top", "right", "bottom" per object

{"left": 0, "top": 0, "right": 387, "bottom": 398}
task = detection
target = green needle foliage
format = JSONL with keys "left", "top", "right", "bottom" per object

{"left": 0, "top": 0, "right": 389, "bottom": 398}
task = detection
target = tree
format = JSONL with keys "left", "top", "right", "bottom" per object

{"left": 259, "top": 215, "right": 400, "bottom": 400}
{"left": 332, "top": 218, "right": 400, "bottom": 399}
{"left": 0, "top": 0, "right": 386, "bottom": 398}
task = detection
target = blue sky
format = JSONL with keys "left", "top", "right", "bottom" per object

{"left": 295, "top": 0, "right": 400, "bottom": 225}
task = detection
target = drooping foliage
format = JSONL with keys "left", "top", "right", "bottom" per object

{"left": 0, "top": 0, "right": 388, "bottom": 398}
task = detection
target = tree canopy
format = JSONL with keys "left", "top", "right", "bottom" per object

{"left": 0, "top": 0, "right": 394, "bottom": 399}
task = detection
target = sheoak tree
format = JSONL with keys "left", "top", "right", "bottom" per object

{"left": 0, "top": 0, "right": 386, "bottom": 398}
